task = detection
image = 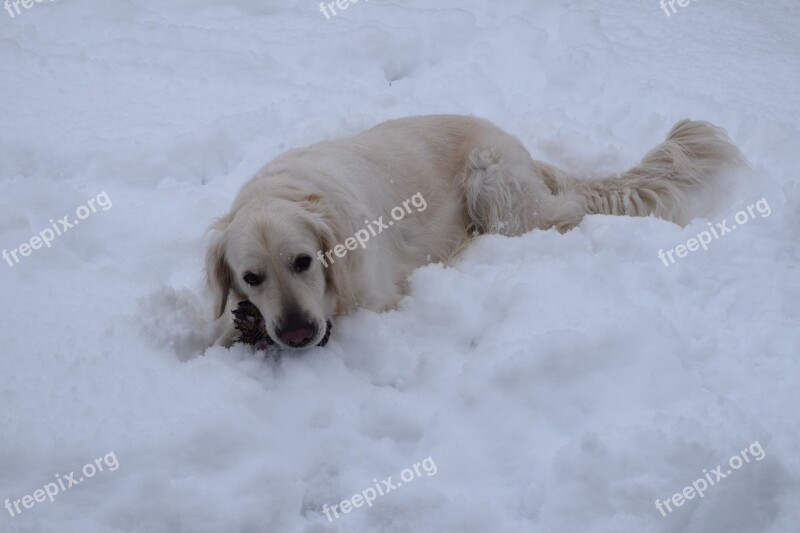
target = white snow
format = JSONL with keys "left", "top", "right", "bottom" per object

{"left": 1, "top": 1, "right": 798, "bottom": 532}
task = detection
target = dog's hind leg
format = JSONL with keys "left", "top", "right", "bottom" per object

{"left": 458, "top": 136, "right": 585, "bottom": 235}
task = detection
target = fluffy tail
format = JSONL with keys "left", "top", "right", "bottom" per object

{"left": 546, "top": 120, "right": 748, "bottom": 227}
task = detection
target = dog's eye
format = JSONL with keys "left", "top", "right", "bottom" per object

{"left": 293, "top": 255, "right": 312, "bottom": 273}
{"left": 243, "top": 272, "right": 265, "bottom": 286}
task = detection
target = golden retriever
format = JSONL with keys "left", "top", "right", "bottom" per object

{"left": 206, "top": 115, "right": 744, "bottom": 349}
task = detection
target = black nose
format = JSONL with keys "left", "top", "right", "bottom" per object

{"left": 276, "top": 315, "right": 317, "bottom": 348}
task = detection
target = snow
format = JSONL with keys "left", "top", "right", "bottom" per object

{"left": 1, "top": 0, "right": 798, "bottom": 532}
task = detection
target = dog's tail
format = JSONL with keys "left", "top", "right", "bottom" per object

{"left": 544, "top": 120, "right": 748, "bottom": 227}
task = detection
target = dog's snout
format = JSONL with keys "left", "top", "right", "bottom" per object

{"left": 276, "top": 315, "right": 317, "bottom": 348}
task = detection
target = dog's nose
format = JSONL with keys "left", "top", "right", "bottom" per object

{"left": 276, "top": 318, "right": 317, "bottom": 348}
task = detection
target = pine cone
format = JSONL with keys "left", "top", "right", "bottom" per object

{"left": 232, "top": 301, "right": 333, "bottom": 349}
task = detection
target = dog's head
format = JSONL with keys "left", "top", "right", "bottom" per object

{"left": 206, "top": 188, "right": 352, "bottom": 349}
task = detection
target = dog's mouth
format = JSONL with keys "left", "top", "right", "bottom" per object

{"left": 232, "top": 301, "right": 332, "bottom": 350}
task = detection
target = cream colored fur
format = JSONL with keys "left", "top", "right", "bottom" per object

{"left": 206, "top": 115, "right": 745, "bottom": 349}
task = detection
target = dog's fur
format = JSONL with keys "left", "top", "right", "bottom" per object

{"left": 206, "top": 115, "right": 745, "bottom": 349}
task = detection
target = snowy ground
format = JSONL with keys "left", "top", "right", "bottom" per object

{"left": 1, "top": 0, "right": 798, "bottom": 532}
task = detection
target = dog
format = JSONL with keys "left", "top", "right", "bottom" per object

{"left": 206, "top": 115, "right": 745, "bottom": 349}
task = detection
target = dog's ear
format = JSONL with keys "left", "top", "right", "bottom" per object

{"left": 300, "top": 196, "right": 356, "bottom": 314}
{"left": 205, "top": 218, "right": 233, "bottom": 318}
{"left": 318, "top": 221, "right": 355, "bottom": 309}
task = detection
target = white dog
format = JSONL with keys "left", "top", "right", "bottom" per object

{"left": 206, "top": 115, "right": 744, "bottom": 349}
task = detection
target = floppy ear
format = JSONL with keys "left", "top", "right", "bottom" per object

{"left": 205, "top": 219, "right": 232, "bottom": 318}
{"left": 318, "top": 221, "right": 355, "bottom": 310}
{"left": 301, "top": 196, "right": 357, "bottom": 314}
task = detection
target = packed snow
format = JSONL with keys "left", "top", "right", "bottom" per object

{"left": 1, "top": 0, "right": 798, "bottom": 532}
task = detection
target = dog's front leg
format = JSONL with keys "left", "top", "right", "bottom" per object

{"left": 211, "top": 311, "right": 239, "bottom": 348}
